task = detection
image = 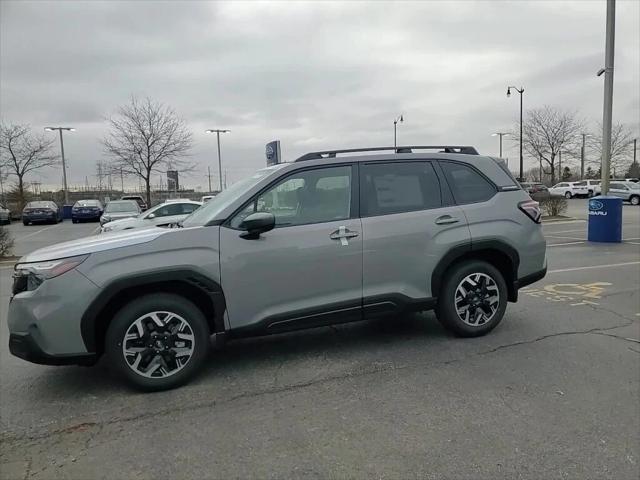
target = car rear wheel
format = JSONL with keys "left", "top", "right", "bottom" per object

{"left": 588, "top": 190, "right": 594, "bottom": 198}
{"left": 436, "top": 260, "right": 508, "bottom": 337}
{"left": 105, "top": 293, "right": 211, "bottom": 391}
{"left": 564, "top": 191, "right": 572, "bottom": 199}
{"left": 631, "top": 195, "right": 639, "bottom": 206}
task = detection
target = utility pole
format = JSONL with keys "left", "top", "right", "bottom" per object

{"left": 579, "top": 133, "right": 590, "bottom": 179}
{"left": 507, "top": 86, "right": 525, "bottom": 181}
{"left": 558, "top": 150, "right": 562, "bottom": 181}
{"left": 120, "top": 167, "right": 124, "bottom": 192}
{"left": 599, "top": 0, "right": 616, "bottom": 195}
{"left": 44, "top": 127, "right": 75, "bottom": 204}
{"left": 207, "top": 166, "right": 212, "bottom": 193}
{"left": 205, "top": 129, "right": 230, "bottom": 192}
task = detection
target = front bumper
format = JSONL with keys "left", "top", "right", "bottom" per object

{"left": 9, "top": 333, "right": 96, "bottom": 366}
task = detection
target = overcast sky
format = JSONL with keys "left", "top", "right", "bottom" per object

{"left": 1, "top": 0, "right": 639, "bottom": 191}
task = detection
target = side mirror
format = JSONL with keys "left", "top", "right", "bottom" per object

{"left": 147, "top": 213, "right": 156, "bottom": 219}
{"left": 239, "top": 212, "right": 275, "bottom": 239}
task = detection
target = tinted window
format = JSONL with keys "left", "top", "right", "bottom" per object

{"left": 181, "top": 203, "right": 199, "bottom": 214}
{"left": 231, "top": 166, "right": 352, "bottom": 228}
{"left": 151, "top": 203, "right": 184, "bottom": 217}
{"left": 361, "top": 162, "right": 441, "bottom": 216}
{"left": 440, "top": 162, "right": 496, "bottom": 204}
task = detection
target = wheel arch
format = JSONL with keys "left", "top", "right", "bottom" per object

{"left": 81, "top": 269, "right": 226, "bottom": 355}
{"left": 431, "top": 241, "right": 520, "bottom": 302}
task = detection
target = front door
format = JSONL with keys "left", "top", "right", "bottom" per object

{"left": 220, "top": 164, "right": 362, "bottom": 333}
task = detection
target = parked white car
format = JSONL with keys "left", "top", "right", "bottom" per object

{"left": 100, "top": 200, "right": 202, "bottom": 233}
{"left": 573, "top": 180, "right": 601, "bottom": 197}
{"left": 549, "top": 182, "right": 588, "bottom": 198}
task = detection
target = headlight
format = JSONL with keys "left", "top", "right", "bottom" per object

{"left": 13, "top": 255, "right": 89, "bottom": 294}
{"left": 102, "top": 225, "right": 113, "bottom": 232}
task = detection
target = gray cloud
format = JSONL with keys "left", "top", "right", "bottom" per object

{"left": 1, "top": 0, "right": 638, "bottom": 189}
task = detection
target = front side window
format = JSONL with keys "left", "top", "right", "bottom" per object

{"left": 361, "top": 161, "right": 442, "bottom": 216}
{"left": 231, "top": 165, "right": 352, "bottom": 228}
{"left": 440, "top": 161, "right": 496, "bottom": 204}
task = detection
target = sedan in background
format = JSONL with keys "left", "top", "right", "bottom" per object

{"left": 100, "top": 200, "right": 141, "bottom": 226}
{"left": 100, "top": 200, "right": 201, "bottom": 233}
{"left": 22, "top": 201, "right": 62, "bottom": 225}
{"left": 520, "top": 182, "right": 550, "bottom": 201}
{"left": 608, "top": 181, "right": 640, "bottom": 205}
{"left": 121, "top": 195, "right": 147, "bottom": 211}
{"left": 0, "top": 203, "right": 10, "bottom": 225}
{"left": 71, "top": 199, "right": 103, "bottom": 223}
{"left": 548, "top": 182, "right": 588, "bottom": 198}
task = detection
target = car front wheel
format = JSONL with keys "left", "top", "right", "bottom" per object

{"left": 105, "top": 293, "right": 211, "bottom": 391}
{"left": 630, "top": 195, "right": 639, "bottom": 206}
{"left": 436, "top": 260, "right": 508, "bottom": 337}
{"left": 564, "top": 191, "right": 572, "bottom": 199}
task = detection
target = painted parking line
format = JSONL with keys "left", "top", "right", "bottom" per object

{"left": 15, "top": 225, "right": 58, "bottom": 241}
{"left": 547, "top": 261, "right": 640, "bottom": 274}
{"left": 545, "top": 235, "right": 586, "bottom": 240}
{"left": 548, "top": 241, "right": 585, "bottom": 247}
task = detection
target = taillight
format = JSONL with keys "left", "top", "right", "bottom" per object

{"left": 518, "top": 199, "right": 541, "bottom": 223}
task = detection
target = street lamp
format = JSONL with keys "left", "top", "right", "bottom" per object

{"left": 491, "top": 132, "right": 508, "bottom": 158}
{"left": 44, "top": 127, "right": 75, "bottom": 205}
{"left": 577, "top": 133, "right": 592, "bottom": 179}
{"left": 393, "top": 115, "right": 403, "bottom": 150}
{"left": 506, "top": 86, "right": 524, "bottom": 181}
{"left": 205, "top": 129, "right": 230, "bottom": 191}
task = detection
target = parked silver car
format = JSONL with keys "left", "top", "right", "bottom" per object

{"left": 100, "top": 200, "right": 202, "bottom": 233}
{"left": 608, "top": 181, "right": 640, "bottom": 205}
{"left": 9, "top": 145, "right": 546, "bottom": 391}
{"left": 0, "top": 203, "right": 10, "bottom": 224}
{"left": 100, "top": 200, "right": 141, "bottom": 226}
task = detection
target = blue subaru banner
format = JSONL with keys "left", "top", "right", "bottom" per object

{"left": 265, "top": 140, "right": 282, "bottom": 166}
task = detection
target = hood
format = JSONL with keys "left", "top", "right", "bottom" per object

{"left": 19, "top": 227, "right": 171, "bottom": 263}
{"left": 102, "top": 216, "right": 145, "bottom": 231}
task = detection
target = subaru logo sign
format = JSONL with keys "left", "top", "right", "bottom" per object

{"left": 590, "top": 199, "right": 604, "bottom": 211}
{"left": 265, "top": 140, "right": 281, "bottom": 166}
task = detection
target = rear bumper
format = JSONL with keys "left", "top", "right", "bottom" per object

{"left": 515, "top": 266, "right": 547, "bottom": 290}
{"left": 9, "top": 333, "right": 96, "bottom": 366}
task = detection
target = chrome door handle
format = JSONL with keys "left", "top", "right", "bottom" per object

{"left": 435, "top": 215, "right": 460, "bottom": 225}
{"left": 330, "top": 226, "right": 359, "bottom": 245}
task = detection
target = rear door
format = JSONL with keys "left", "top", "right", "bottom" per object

{"left": 220, "top": 164, "right": 363, "bottom": 332}
{"left": 359, "top": 160, "right": 470, "bottom": 314}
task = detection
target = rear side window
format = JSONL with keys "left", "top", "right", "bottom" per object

{"left": 361, "top": 162, "right": 442, "bottom": 216}
{"left": 440, "top": 162, "right": 496, "bottom": 204}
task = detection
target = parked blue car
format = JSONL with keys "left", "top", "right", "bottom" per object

{"left": 72, "top": 199, "right": 104, "bottom": 223}
{"left": 22, "top": 201, "right": 63, "bottom": 225}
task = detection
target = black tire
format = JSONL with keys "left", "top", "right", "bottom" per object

{"left": 105, "top": 293, "right": 211, "bottom": 391}
{"left": 587, "top": 190, "right": 594, "bottom": 198}
{"left": 564, "top": 191, "right": 572, "bottom": 199}
{"left": 72, "top": 218, "right": 78, "bottom": 223}
{"left": 23, "top": 220, "right": 28, "bottom": 226}
{"left": 630, "top": 195, "right": 639, "bottom": 206}
{"left": 436, "top": 260, "right": 508, "bottom": 337}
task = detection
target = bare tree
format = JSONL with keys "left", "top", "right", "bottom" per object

{"left": 588, "top": 122, "right": 635, "bottom": 177}
{"left": 0, "top": 123, "right": 59, "bottom": 208}
{"left": 515, "top": 106, "right": 583, "bottom": 184}
{"left": 102, "top": 96, "right": 193, "bottom": 206}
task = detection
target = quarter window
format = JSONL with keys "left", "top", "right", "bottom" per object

{"left": 361, "top": 162, "right": 442, "bottom": 216}
{"left": 231, "top": 166, "right": 352, "bottom": 228}
{"left": 440, "top": 162, "right": 496, "bottom": 204}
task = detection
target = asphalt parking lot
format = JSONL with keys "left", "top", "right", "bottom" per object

{"left": 1, "top": 199, "right": 639, "bottom": 479}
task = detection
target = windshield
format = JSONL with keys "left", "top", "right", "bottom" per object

{"left": 182, "top": 164, "right": 286, "bottom": 227}
{"left": 74, "top": 200, "right": 100, "bottom": 207}
{"left": 105, "top": 201, "right": 138, "bottom": 213}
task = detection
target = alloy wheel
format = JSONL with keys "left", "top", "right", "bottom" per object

{"left": 121, "top": 311, "right": 195, "bottom": 378}
{"left": 454, "top": 273, "right": 500, "bottom": 326}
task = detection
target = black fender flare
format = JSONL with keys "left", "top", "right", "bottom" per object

{"left": 80, "top": 268, "right": 226, "bottom": 353}
{"left": 431, "top": 240, "right": 520, "bottom": 301}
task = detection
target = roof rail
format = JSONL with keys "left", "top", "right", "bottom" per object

{"left": 294, "top": 145, "right": 479, "bottom": 162}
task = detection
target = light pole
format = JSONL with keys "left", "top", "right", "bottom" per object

{"left": 205, "top": 129, "right": 230, "bottom": 191}
{"left": 577, "top": 133, "right": 591, "bottom": 179}
{"left": 507, "top": 86, "right": 524, "bottom": 181}
{"left": 393, "top": 115, "right": 403, "bottom": 150}
{"left": 491, "top": 132, "right": 508, "bottom": 158}
{"left": 597, "top": 0, "right": 615, "bottom": 195}
{"left": 44, "top": 127, "right": 75, "bottom": 205}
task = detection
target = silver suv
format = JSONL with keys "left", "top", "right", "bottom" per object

{"left": 8, "top": 146, "right": 547, "bottom": 391}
